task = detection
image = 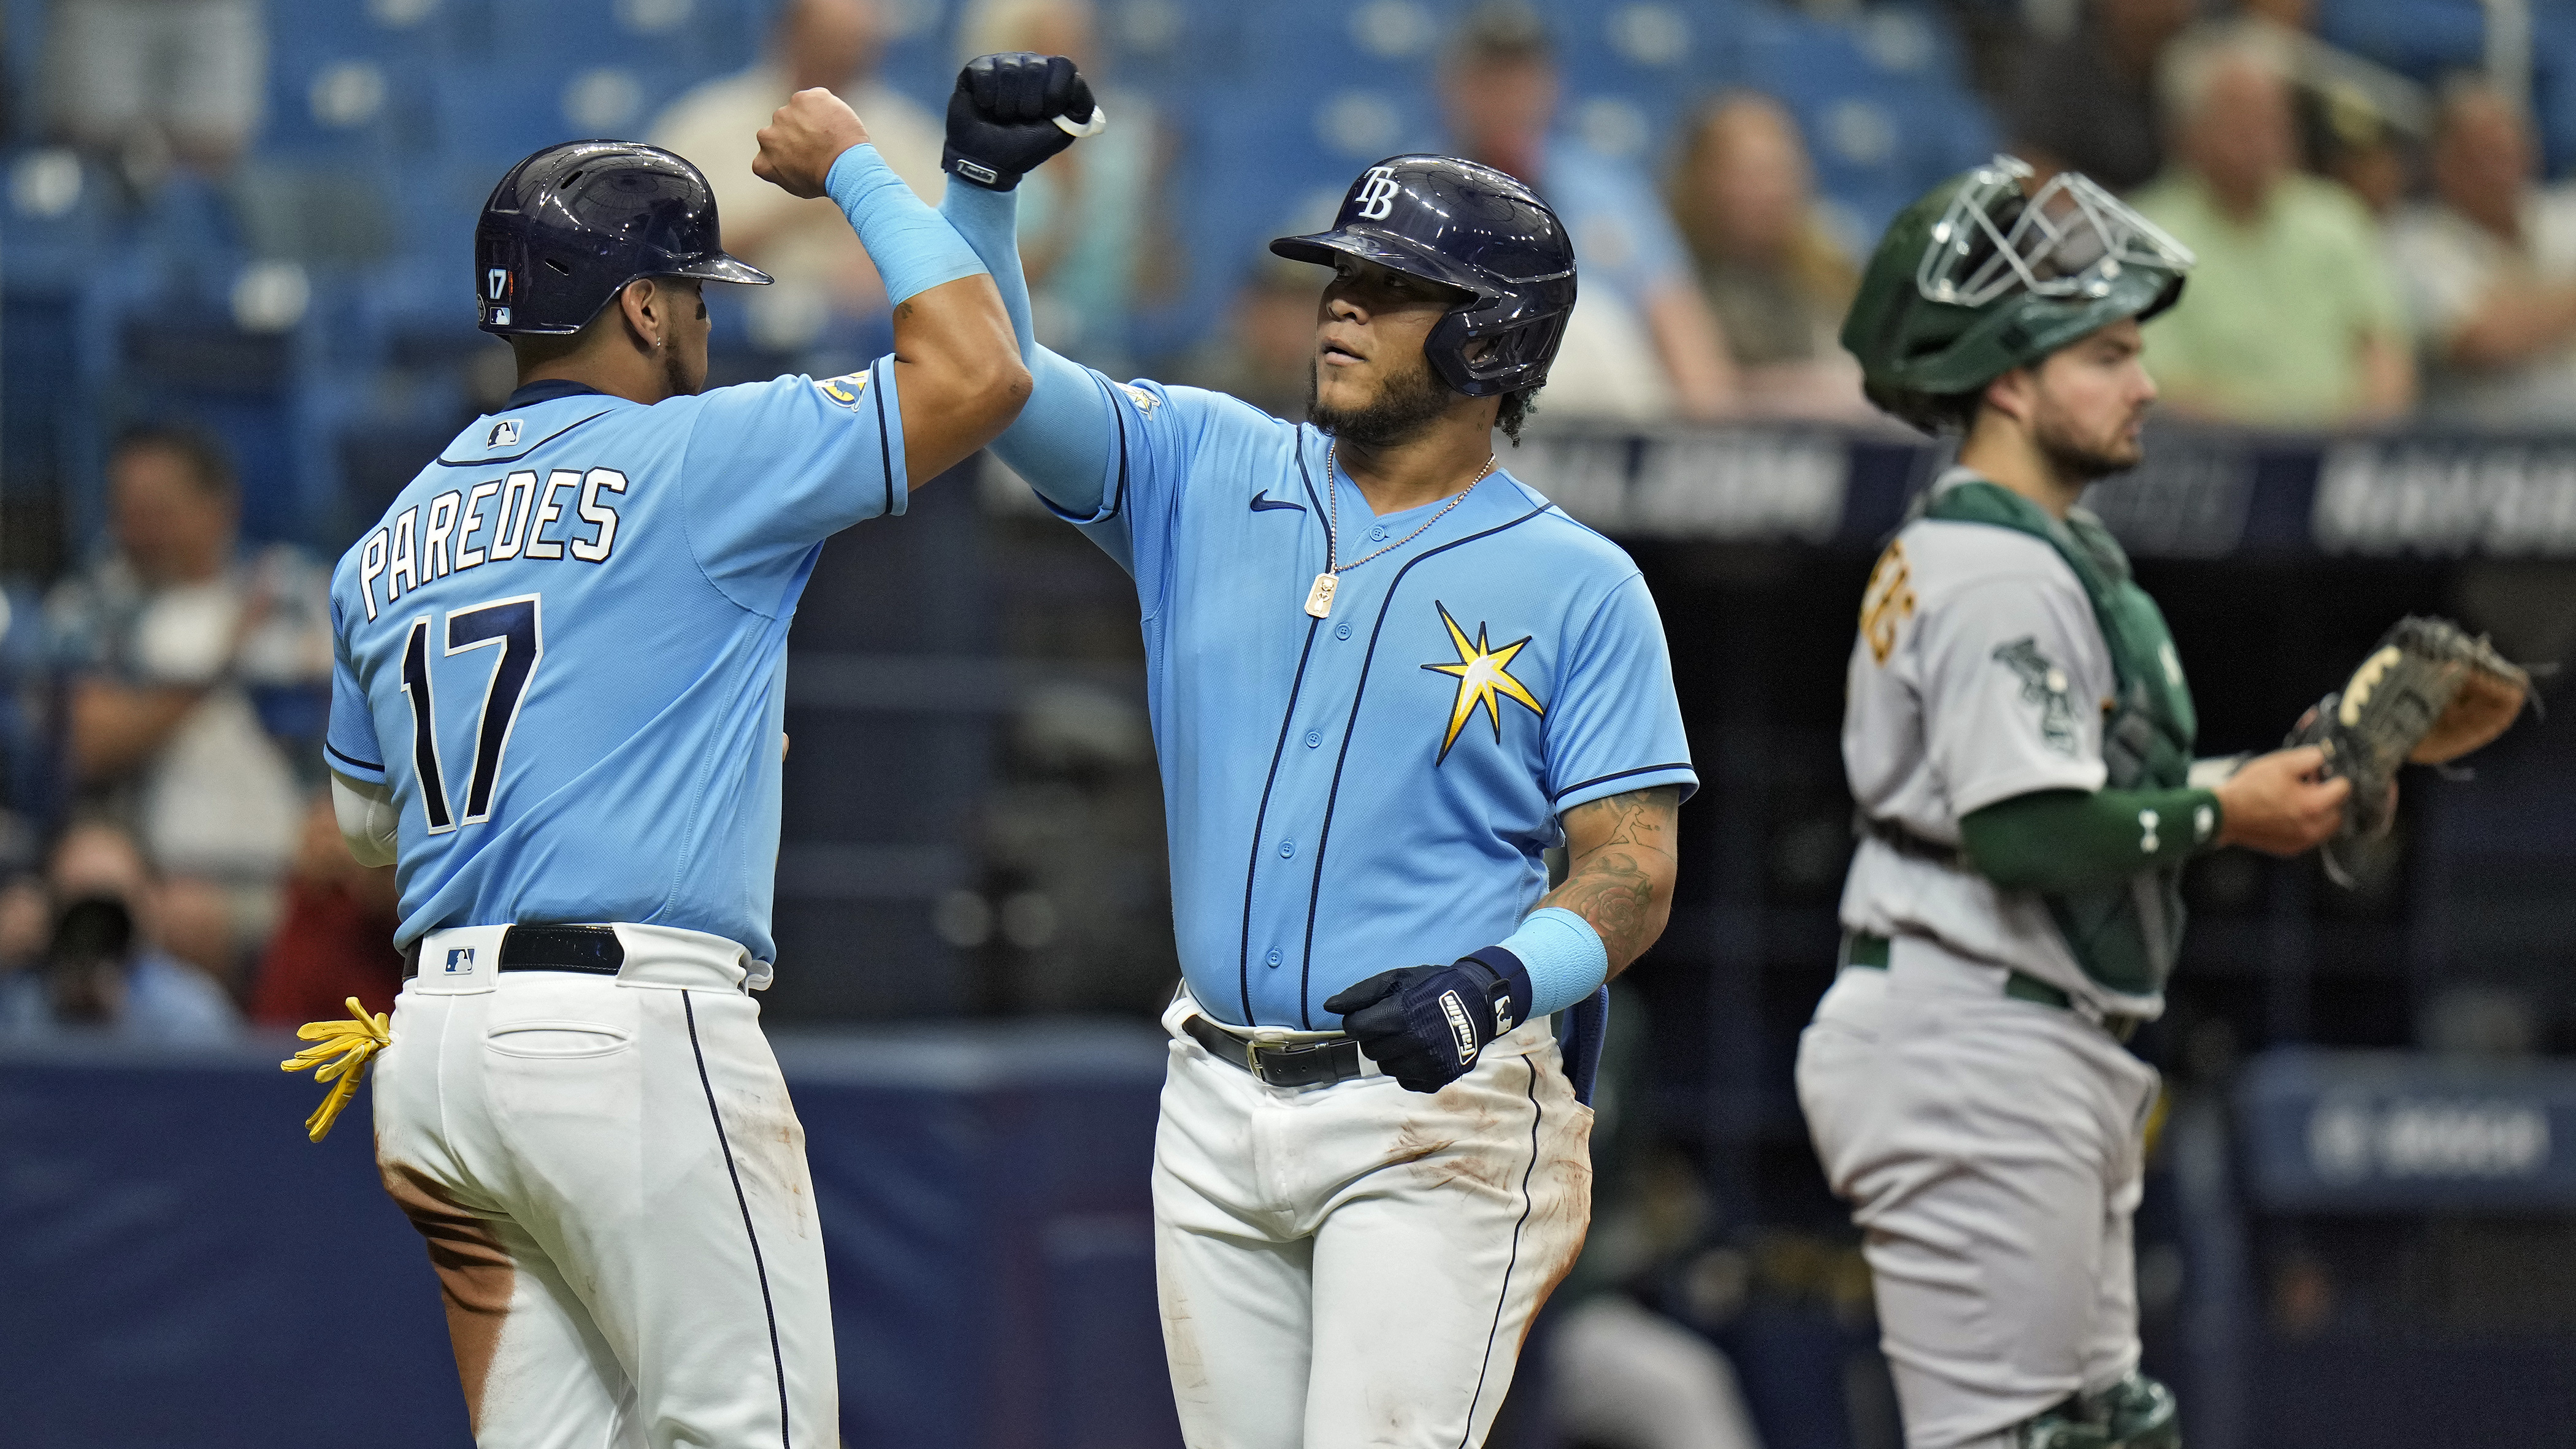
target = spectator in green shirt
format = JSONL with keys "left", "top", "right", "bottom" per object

{"left": 2129, "top": 44, "right": 2415, "bottom": 426}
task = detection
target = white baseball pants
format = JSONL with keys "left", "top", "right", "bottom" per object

{"left": 371, "top": 924, "right": 835, "bottom": 1449}
{"left": 1795, "top": 941, "right": 2158, "bottom": 1449}
{"left": 1151, "top": 989, "right": 1594, "bottom": 1449}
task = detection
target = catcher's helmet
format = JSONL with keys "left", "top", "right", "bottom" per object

{"left": 1841, "top": 155, "right": 2193, "bottom": 432}
{"left": 1270, "top": 155, "right": 1575, "bottom": 397}
{"left": 474, "top": 140, "right": 770, "bottom": 336}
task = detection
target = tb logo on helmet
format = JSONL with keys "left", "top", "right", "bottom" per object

{"left": 1354, "top": 166, "right": 1402, "bottom": 221}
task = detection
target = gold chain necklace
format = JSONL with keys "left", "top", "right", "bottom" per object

{"left": 1303, "top": 441, "right": 1495, "bottom": 619}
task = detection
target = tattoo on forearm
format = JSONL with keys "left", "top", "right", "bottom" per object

{"left": 1541, "top": 786, "right": 1680, "bottom": 971}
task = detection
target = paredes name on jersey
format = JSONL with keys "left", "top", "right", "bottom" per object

{"left": 353, "top": 465, "right": 629, "bottom": 621}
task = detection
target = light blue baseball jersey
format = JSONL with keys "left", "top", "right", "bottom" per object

{"left": 324, "top": 366, "right": 908, "bottom": 969}
{"left": 1044, "top": 380, "right": 1696, "bottom": 1029}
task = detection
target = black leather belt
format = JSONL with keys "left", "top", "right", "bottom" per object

{"left": 1841, "top": 930, "right": 2144, "bottom": 1043}
{"left": 1183, "top": 1012, "right": 1369, "bottom": 1089}
{"left": 401, "top": 925, "right": 626, "bottom": 981}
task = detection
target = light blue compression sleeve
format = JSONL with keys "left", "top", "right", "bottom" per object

{"left": 1498, "top": 907, "right": 1609, "bottom": 1018}
{"left": 938, "top": 181, "right": 1118, "bottom": 516}
{"left": 824, "top": 145, "right": 987, "bottom": 305}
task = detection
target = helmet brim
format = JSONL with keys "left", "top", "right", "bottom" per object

{"left": 1269, "top": 226, "right": 1495, "bottom": 302}
{"left": 670, "top": 253, "right": 773, "bottom": 287}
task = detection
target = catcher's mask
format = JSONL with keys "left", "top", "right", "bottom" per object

{"left": 1842, "top": 156, "right": 2195, "bottom": 433}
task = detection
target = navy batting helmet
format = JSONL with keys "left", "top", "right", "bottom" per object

{"left": 474, "top": 140, "right": 770, "bottom": 336}
{"left": 1270, "top": 155, "right": 1576, "bottom": 397}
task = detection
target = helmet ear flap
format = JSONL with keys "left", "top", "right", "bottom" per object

{"left": 1427, "top": 298, "right": 1570, "bottom": 398}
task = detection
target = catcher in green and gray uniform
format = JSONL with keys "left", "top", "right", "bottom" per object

{"left": 1792, "top": 158, "right": 2362, "bottom": 1449}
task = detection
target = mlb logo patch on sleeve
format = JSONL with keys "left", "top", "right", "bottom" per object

{"left": 812, "top": 372, "right": 870, "bottom": 409}
{"left": 486, "top": 419, "right": 521, "bottom": 449}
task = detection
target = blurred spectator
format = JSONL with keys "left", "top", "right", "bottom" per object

{"left": 1666, "top": 94, "right": 1870, "bottom": 421}
{"left": 44, "top": 425, "right": 330, "bottom": 954}
{"left": 248, "top": 794, "right": 401, "bottom": 1026}
{"left": 2171, "top": 0, "right": 2430, "bottom": 180}
{"left": 650, "top": 0, "right": 943, "bottom": 350}
{"left": 1438, "top": 1, "right": 1735, "bottom": 424}
{"left": 958, "top": 0, "right": 1174, "bottom": 373}
{"left": 41, "top": 0, "right": 265, "bottom": 178}
{"left": 1171, "top": 252, "right": 1319, "bottom": 421}
{"left": 2131, "top": 45, "right": 2413, "bottom": 426}
{"left": 2385, "top": 84, "right": 2576, "bottom": 429}
{"left": 2004, "top": 0, "right": 2193, "bottom": 193}
{"left": 0, "top": 818, "right": 240, "bottom": 1042}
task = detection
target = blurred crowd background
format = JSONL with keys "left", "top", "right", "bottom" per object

{"left": 2, "top": 2, "right": 2575, "bottom": 1447}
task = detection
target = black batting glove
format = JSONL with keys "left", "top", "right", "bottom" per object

{"left": 943, "top": 52, "right": 1099, "bottom": 191}
{"left": 1324, "top": 954, "right": 1533, "bottom": 1095}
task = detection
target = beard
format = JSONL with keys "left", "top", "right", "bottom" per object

{"left": 2031, "top": 400, "right": 2144, "bottom": 482}
{"left": 1306, "top": 350, "right": 1456, "bottom": 448}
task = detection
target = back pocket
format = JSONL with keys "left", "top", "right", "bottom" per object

{"left": 485, "top": 1019, "right": 632, "bottom": 1060}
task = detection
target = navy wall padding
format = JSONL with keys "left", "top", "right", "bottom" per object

{"left": 0, "top": 1021, "right": 1180, "bottom": 1449}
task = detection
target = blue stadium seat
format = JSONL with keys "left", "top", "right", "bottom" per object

{"left": 2313, "top": 0, "right": 2488, "bottom": 84}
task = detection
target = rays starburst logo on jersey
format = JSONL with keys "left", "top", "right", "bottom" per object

{"left": 811, "top": 371, "right": 870, "bottom": 409}
{"left": 1422, "top": 601, "right": 1544, "bottom": 763}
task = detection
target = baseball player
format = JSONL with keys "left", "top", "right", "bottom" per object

{"left": 307, "top": 92, "right": 1024, "bottom": 1447}
{"left": 1798, "top": 156, "right": 2357, "bottom": 1449}
{"left": 926, "top": 55, "right": 1696, "bottom": 1448}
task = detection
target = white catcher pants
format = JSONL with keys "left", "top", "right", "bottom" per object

{"left": 1795, "top": 941, "right": 2159, "bottom": 1449}
{"left": 1153, "top": 989, "right": 1594, "bottom": 1449}
{"left": 371, "top": 924, "right": 835, "bottom": 1449}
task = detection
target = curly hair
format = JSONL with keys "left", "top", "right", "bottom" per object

{"left": 1497, "top": 386, "right": 1540, "bottom": 445}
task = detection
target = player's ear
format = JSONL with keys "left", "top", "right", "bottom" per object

{"left": 616, "top": 278, "right": 665, "bottom": 353}
{"left": 1982, "top": 364, "right": 2037, "bottom": 427}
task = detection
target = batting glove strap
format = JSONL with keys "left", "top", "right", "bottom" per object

{"left": 943, "top": 52, "right": 1098, "bottom": 191}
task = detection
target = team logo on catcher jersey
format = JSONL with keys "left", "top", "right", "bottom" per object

{"left": 1993, "top": 637, "right": 2080, "bottom": 755}
{"left": 1354, "top": 166, "right": 1403, "bottom": 221}
{"left": 1422, "top": 601, "right": 1544, "bottom": 763}
{"left": 1115, "top": 382, "right": 1160, "bottom": 416}
{"left": 1860, "top": 541, "right": 1916, "bottom": 665}
{"left": 811, "top": 371, "right": 870, "bottom": 410}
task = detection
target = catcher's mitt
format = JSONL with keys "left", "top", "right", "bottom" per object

{"left": 2285, "top": 616, "right": 2532, "bottom": 845}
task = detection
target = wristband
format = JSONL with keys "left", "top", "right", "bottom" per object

{"left": 1479, "top": 907, "right": 1608, "bottom": 1021}
{"left": 823, "top": 145, "right": 987, "bottom": 306}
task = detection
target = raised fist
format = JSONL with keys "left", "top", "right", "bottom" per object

{"left": 943, "top": 52, "right": 1103, "bottom": 192}
{"left": 754, "top": 88, "right": 871, "bottom": 199}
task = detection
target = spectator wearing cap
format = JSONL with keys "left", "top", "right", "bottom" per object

{"left": 44, "top": 425, "right": 331, "bottom": 955}
{"left": 1668, "top": 93, "right": 1871, "bottom": 421}
{"left": 2005, "top": 0, "right": 2195, "bottom": 193}
{"left": 650, "top": 0, "right": 945, "bottom": 348}
{"left": 2385, "top": 83, "right": 2576, "bottom": 429}
{"left": 1438, "top": 0, "right": 1736, "bottom": 424}
{"left": 2129, "top": 44, "right": 2413, "bottom": 426}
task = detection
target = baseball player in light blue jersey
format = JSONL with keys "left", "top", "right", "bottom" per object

{"left": 932, "top": 56, "right": 1696, "bottom": 1448}
{"left": 304, "top": 90, "right": 1026, "bottom": 1447}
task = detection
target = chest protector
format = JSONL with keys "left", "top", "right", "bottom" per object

{"left": 1925, "top": 480, "right": 2198, "bottom": 996}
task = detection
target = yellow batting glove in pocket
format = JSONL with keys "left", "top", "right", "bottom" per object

{"left": 282, "top": 997, "right": 393, "bottom": 1143}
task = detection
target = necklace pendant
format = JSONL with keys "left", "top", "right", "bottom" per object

{"left": 1303, "top": 572, "right": 1338, "bottom": 619}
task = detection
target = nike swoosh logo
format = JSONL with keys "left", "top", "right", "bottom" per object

{"left": 1249, "top": 491, "right": 1306, "bottom": 513}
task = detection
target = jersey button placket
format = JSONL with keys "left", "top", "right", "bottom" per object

{"left": 1335, "top": 622, "right": 1352, "bottom": 640}
{"left": 1265, "top": 947, "right": 1282, "bottom": 969}
{"left": 1303, "top": 729, "right": 1321, "bottom": 749}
